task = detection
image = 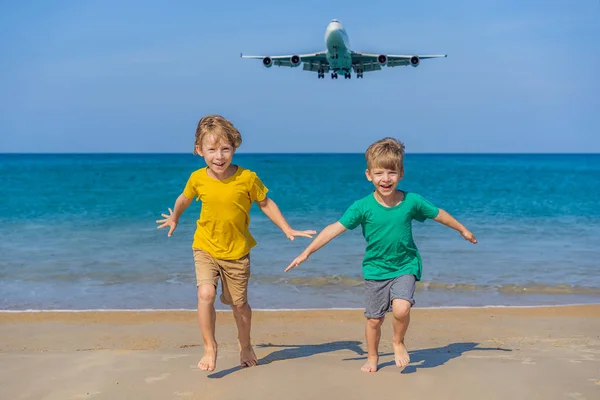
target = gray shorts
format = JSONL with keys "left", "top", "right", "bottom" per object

{"left": 364, "top": 274, "right": 416, "bottom": 319}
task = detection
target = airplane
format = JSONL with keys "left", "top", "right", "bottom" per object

{"left": 241, "top": 19, "right": 447, "bottom": 79}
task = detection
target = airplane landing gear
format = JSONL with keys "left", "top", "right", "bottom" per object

{"left": 318, "top": 70, "right": 324, "bottom": 79}
{"left": 344, "top": 72, "right": 351, "bottom": 79}
{"left": 331, "top": 72, "right": 338, "bottom": 79}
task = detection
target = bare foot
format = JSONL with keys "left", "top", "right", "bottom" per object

{"left": 239, "top": 343, "right": 258, "bottom": 368}
{"left": 198, "top": 345, "right": 217, "bottom": 372}
{"left": 393, "top": 341, "right": 410, "bottom": 370}
{"left": 361, "top": 356, "right": 379, "bottom": 372}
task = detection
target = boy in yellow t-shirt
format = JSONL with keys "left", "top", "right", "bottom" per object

{"left": 157, "top": 115, "right": 316, "bottom": 372}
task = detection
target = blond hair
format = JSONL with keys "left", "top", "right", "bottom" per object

{"left": 193, "top": 115, "right": 242, "bottom": 155}
{"left": 365, "top": 137, "right": 405, "bottom": 171}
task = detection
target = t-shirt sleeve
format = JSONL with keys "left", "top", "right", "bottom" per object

{"left": 182, "top": 173, "right": 198, "bottom": 200}
{"left": 338, "top": 201, "right": 364, "bottom": 230}
{"left": 249, "top": 174, "right": 269, "bottom": 202}
{"left": 412, "top": 193, "right": 440, "bottom": 222}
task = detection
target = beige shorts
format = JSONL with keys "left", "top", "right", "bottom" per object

{"left": 193, "top": 249, "right": 251, "bottom": 306}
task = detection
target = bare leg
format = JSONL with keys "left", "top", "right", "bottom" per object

{"left": 231, "top": 302, "right": 258, "bottom": 367}
{"left": 391, "top": 299, "right": 411, "bottom": 370}
{"left": 197, "top": 284, "right": 218, "bottom": 371}
{"left": 362, "top": 317, "right": 384, "bottom": 372}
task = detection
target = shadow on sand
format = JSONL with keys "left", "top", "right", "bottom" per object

{"left": 208, "top": 340, "right": 364, "bottom": 379}
{"left": 343, "top": 342, "right": 512, "bottom": 373}
{"left": 207, "top": 340, "right": 511, "bottom": 378}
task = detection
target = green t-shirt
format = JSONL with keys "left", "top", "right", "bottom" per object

{"left": 338, "top": 191, "right": 439, "bottom": 281}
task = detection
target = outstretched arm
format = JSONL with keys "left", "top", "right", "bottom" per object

{"left": 285, "top": 222, "right": 347, "bottom": 272}
{"left": 433, "top": 209, "right": 477, "bottom": 244}
{"left": 156, "top": 193, "right": 193, "bottom": 237}
{"left": 257, "top": 196, "right": 316, "bottom": 240}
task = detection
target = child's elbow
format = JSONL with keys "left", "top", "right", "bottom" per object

{"left": 257, "top": 197, "right": 270, "bottom": 208}
{"left": 433, "top": 208, "right": 447, "bottom": 221}
{"left": 329, "top": 221, "right": 347, "bottom": 234}
{"left": 179, "top": 193, "right": 193, "bottom": 204}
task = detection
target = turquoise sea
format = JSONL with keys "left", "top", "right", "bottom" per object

{"left": 1, "top": 153, "right": 599, "bottom": 310}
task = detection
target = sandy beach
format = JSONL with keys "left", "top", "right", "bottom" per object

{"left": 1, "top": 305, "right": 599, "bottom": 399}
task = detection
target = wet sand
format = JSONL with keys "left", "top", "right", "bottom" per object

{"left": 1, "top": 305, "right": 600, "bottom": 399}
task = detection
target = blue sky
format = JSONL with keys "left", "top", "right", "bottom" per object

{"left": 1, "top": 0, "right": 599, "bottom": 153}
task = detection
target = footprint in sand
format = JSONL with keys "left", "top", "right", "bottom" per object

{"left": 564, "top": 393, "right": 586, "bottom": 400}
{"left": 161, "top": 354, "right": 189, "bottom": 361}
{"left": 145, "top": 373, "right": 170, "bottom": 383}
{"left": 73, "top": 392, "right": 101, "bottom": 399}
{"left": 466, "top": 354, "right": 512, "bottom": 360}
{"left": 487, "top": 338, "right": 505, "bottom": 346}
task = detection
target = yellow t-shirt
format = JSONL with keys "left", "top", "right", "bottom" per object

{"left": 182, "top": 166, "right": 269, "bottom": 260}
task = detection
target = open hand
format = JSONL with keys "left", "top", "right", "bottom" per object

{"left": 156, "top": 208, "right": 178, "bottom": 237}
{"left": 460, "top": 229, "right": 477, "bottom": 244}
{"left": 285, "top": 229, "right": 317, "bottom": 241}
{"left": 285, "top": 252, "right": 309, "bottom": 272}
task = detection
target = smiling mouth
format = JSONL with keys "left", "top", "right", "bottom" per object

{"left": 213, "top": 162, "right": 225, "bottom": 167}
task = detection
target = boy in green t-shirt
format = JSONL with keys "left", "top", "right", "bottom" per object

{"left": 285, "top": 137, "right": 477, "bottom": 373}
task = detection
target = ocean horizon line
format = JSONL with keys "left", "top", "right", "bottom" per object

{"left": 2, "top": 152, "right": 600, "bottom": 156}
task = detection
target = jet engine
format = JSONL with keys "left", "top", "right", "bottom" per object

{"left": 377, "top": 54, "right": 388, "bottom": 66}
{"left": 410, "top": 56, "right": 420, "bottom": 67}
{"left": 262, "top": 57, "right": 273, "bottom": 68}
{"left": 290, "top": 55, "right": 301, "bottom": 67}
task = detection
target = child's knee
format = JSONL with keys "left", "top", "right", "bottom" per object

{"left": 366, "top": 316, "right": 385, "bottom": 329}
{"left": 392, "top": 299, "right": 411, "bottom": 319}
{"left": 197, "top": 284, "right": 217, "bottom": 303}
{"left": 230, "top": 301, "right": 249, "bottom": 314}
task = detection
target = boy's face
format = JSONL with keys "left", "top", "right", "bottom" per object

{"left": 365, "top": 167, "right": 404, "bottom": 198}
{"left": 196, "top": 135, "right": 235, "bottom": 175}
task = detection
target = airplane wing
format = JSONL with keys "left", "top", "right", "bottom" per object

{"left": 241, "top": 52, "right": 329, "bottom": 72}
{"left": 350, "top": 52, "right": 447, "bottom": 72}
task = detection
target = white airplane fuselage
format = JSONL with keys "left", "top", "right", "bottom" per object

{"left": 324, "top": 20, "right": 352, "bottom": 73}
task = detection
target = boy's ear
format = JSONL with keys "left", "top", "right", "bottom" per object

{"left": 399, "top": 168, "right": 405, "bottom": 179}
{"left": 195, "top": 145, "right": 203, "bottom": 156}
{"left": 365, "top": 169, "right": 373, "bottom": 182}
